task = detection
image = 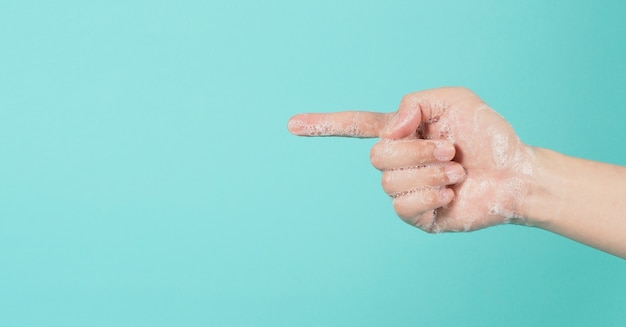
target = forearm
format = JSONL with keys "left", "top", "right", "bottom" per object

{"left": 522, "top": 148, "right": 626, "bottom": 259}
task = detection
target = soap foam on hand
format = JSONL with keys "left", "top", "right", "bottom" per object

{"left": 288, "top": 111, "right": 391, "bottom": 138}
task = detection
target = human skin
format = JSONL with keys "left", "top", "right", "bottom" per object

{"left": 287, "top": 87, "right": 626, "bottom": 259}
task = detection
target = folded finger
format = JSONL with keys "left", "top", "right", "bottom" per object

{"left": 370, "top": 139, "right": 456, "bottom": 170}
{"left": 381, "top": 162, "right": 466, "bottom": 195}
{"left": 393, "top": 187, "right": 455, "bottom": 224}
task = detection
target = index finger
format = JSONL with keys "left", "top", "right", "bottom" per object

{"left": 287, "top": 111, "right": 391, "bottom": 138}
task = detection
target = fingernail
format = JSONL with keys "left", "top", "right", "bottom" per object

{"left": 434, "top": 142, "right": 455, "bottom": 161}
{"left": 445, "top": 164, "right": 465, "bottom": 183}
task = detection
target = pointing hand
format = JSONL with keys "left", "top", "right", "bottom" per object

{"left": 288, "top": 87, "right": 536, "bottom": 233}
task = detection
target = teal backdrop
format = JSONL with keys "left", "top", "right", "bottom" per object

{"left": 1, "top": 0, "right": 625, "bottom": 326}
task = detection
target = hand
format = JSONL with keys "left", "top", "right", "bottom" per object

{"left": 288, "top": 87, "right": 537, "bottom": 233}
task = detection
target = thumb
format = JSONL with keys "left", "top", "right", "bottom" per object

{"left": 381, "top": 99, "right": 424, "bottom": 140}
{"left": 381, "top": 89, "right": 455, "bottom": 139}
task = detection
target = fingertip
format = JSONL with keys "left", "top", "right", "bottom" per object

{"left": 287, "top": 114, "right": 315, "bottom": 136}
{"left": 444, "top": 162, "right": 466, "bottom": 184}
{"left": 287, "top": 114, "right": 307, "bottom": 135}
{"left": 434, "top": 140, "right": 456, "bottom": 161}
{"left": 439, "top": 187, "right": 455, "bottom": 206}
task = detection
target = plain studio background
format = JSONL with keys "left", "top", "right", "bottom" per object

{"left": 1, "top": 0, "right": 625, "bottom": 326}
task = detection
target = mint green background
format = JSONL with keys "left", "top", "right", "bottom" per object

{"left": 1, "top": 1, "right": 625, "bottom": 326}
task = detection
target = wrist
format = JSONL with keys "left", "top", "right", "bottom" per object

{"left": 518, "top": 147, "right": 569, "bottom": 229}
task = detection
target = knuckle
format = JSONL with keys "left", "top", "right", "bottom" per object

{"left": 392, "top": 199, "right": 414, "bottom": 220}
{"left": 411, "top": 212, "right": 436, "bottom": 233}
{"left": 381, "top": 172, "right": 394, "bottom": 193}
{"left": 392, "top": 189, "right": 442, "bottom": 222}
{"left": 369, "top": 144, "right": 382, "bottom": 168}
{"left": 399, "top": 93, "right": 412, "bottom": 104}
{"left": 369, "top": 142, "right": 389, "bottom": 169}
{"left": 400, "top": 93, "right": 420, "bottom": 109}
{"left": 451, "top": 86, "right": 473, "bottom": 95}
{"left": 422, "top": 224, "right": 438, "bottom": 234}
